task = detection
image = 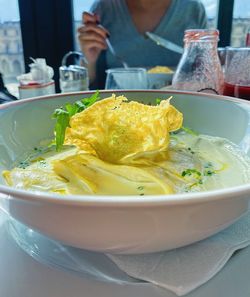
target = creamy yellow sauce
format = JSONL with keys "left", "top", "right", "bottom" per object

{"left": 3, "top": 132, "right": 250, "bottom": 195}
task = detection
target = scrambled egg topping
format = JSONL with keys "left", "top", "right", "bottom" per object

{"left": 3, "top": 95, "right": 183, "bottom": 195}
{"left": 64, "top": 95, "right": 182, "bottom": 164}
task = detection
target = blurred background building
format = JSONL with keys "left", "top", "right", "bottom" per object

{"left": 0, "top": 21, "right": 24, "bottom": 84}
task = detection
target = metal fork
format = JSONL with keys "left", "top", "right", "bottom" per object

{"left": 105, "top": 38, "right": 129, "bottom": 68}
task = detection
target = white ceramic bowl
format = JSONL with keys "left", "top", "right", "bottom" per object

{"left": 0, "top": 90, "right": 250, "bottom": 254}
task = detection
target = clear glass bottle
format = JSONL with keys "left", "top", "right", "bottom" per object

{"left": 172, "top": 29, "right": 224, "bottom": 95}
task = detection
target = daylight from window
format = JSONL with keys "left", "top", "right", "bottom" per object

{"left": 0, "top": 0, "right": 24, "bottom": 84}
{"left": 231, "top": 0, "right": 250, "bottom": 46}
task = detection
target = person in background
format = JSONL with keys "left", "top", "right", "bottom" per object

{"left": 78, "top": 0, "right": 208, "bottom": 89}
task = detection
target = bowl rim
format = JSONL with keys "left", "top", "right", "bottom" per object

{"left": 1, "top": 89, "right": 250, "bottom": 207}
{"left": 1, "top": 88, "right": 250, "bottom": 109}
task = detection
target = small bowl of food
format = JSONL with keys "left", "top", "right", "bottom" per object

{"left": 147, "top": 66, "right": 174, "bottom": 89}
{"left": 0, "top": 90, "right": 250, "bottom": 254}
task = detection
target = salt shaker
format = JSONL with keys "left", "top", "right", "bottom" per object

{"left": 59, "top": 51, "right": 89, "bottom": 93}
{"left": 172, "top": 29, "right": 224, "bottom": 95}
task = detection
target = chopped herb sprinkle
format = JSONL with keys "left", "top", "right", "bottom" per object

{"left": 204, "top": 170, "right": 215, "bottom": 176}
{"left": 187, "top": 147, "right": 195, "bottom": 154}
{"left": 181, "top": 169, "right": 201, "bottom": 177}
{"left": 18, "top": 161, "right": 30, "bottom": 169}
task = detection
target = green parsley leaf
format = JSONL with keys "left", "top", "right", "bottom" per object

{"left": 52, "top": 91, "right": 100, "bottom": 151}
{"left": 181, "top": 168, "right": 201, "bottom": 177}
{"left": 181, "top": 126, "right": 199, "bottom": 136}
{"left": 52, "top": 108, "right": 70, "bottom": 151}
{"left": 155, "top": 98, "right": 162, "bottom": 105}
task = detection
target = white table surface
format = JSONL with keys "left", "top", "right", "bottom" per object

{"left": 0, "top": 209, "right": 250, "bottom": 297}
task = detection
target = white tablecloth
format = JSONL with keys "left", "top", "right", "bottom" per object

{"left": 0, "top": 209, "right": 250, "bottom": 297}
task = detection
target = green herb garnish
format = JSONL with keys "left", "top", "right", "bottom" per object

{"left": 203, "top": 162, "right": 215, "bottom": 176}
{"left": 187, "top": 147, "right": 195, "bottom": 154}
{"left": 181, "top": 126, "right": 199, "bottom": 136}
{"left": 52, "top": 91, "right": 100, "bottom": 151}
{"left": 52, "top": 108, "right": 70, "bottom": 152}
{"left": 18, "top": 160, "right": 31, "bottom": 169}
{"left": 137, "top": 186, "right": 145, "bottom": 195}
{"left": 181, "top": 161, "right": 216, "bottom": 190}
{"left": 137, "top": 186, "right": 144, "bottom": 191}
{"left": 155, "top": 98, "right": 162, "bottom": 105}
{"left": 181, "top": 168, "right": 201, "bottom": 177}
{"left": 204, "top": 170, "right": 215, "bottom": 176}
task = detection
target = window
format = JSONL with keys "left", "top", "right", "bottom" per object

{"left": 200, "top": 0, "right": 219, "bottom": 29}
{"left": 0, "top": 0, "right": 24, "bottom": 87}
{"left": 231, "top": 0, "right": 250, "bottom": 47}
{"left": 73, "top": 0, "right": 95, "bottom": 51}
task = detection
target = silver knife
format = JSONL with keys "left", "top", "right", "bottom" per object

{"left": 145, "top": 32, "right": 183, "bottom": 54}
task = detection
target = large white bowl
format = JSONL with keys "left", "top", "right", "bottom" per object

{"left": 0, "top": 90, "right": 250, "bottom": 254}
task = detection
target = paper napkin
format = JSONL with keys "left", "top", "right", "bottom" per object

{"left": 109, "top": 211, "right": 250, "bottom": 296}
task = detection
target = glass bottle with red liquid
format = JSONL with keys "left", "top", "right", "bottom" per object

{"left": 223, "top": 47, "right": 250, "bottom": 100}
{"left": 172, "top": 29, "right": 224, "bottom": 95}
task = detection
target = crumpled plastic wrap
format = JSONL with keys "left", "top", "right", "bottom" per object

{"left": 17, "top": 58, "right": 54, "bottom": 86}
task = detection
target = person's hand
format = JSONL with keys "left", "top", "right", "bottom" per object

{"left": 78, "top": 12, "right": 109, "bottom": 64}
